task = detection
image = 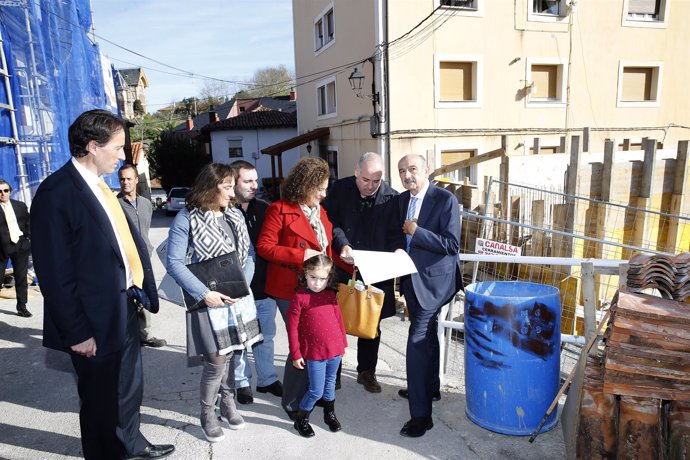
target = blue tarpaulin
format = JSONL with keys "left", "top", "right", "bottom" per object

{"left": 0, "top": 0, "right": 120, "bottom": 199}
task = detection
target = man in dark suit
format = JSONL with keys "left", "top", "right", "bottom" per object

{"left": 0, "top": 179, "right": 32, "bottom": 317}
{"left": 394, "top": 154, "right": 461, "bottom": 438}
{"left": 31, "top": 110, "right": 174, "bottom": 460}
{"left": 323, "top": 152, "right": 398, "bottom": 393}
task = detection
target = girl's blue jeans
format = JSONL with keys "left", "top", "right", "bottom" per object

{"left": 299, "top": 355, "right": 342, "bottom": 411}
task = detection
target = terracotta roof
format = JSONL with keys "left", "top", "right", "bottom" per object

{"left": 203, "top": 110, "right": 296, "bottom": 132}
{"left": 131, "top": 142, "right": 143, "bottom": 164}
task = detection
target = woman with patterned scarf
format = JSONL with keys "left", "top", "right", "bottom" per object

{"left": 256, "top": 156, "right": 340, "bottom": 424}
{"left": 166, "top": 163, "right": 262, "bottom": 443}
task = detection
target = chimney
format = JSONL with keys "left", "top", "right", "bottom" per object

{"left": 289, "top": 89, "right": 296, "bottom": 101}
{"left": 209, "top": 105, "right": 220, "bottom": 123}
{"left": 186, "top": 117, "right": 193, "bottom": 130}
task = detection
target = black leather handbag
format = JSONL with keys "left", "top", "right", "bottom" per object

{"left": 182, "top": 251, "right": 250, "bottom": 312}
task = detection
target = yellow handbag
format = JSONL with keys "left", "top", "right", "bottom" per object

{"left": 337, "top": 268, "right": 385, "bottom": 339}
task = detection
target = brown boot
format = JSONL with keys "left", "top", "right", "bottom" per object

{"left": 357, "top": 370, "right": 382, "bottom": 393}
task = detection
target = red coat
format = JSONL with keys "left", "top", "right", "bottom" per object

{"left": 256, "top": 200, "right": 335, "bottom": 300}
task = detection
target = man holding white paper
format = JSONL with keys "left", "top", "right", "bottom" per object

{"left": 323, "top": 152, "right": 398, "bottom": 394}
{"left": 394, "top": 154, "right": 462, "bottom": 438}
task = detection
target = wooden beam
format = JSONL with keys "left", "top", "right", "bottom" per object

{"left": 429, "top": 148, "right": 505, "bottom": 178}
{"left": 601, "top": 139, "right": 615, "bottom": 202}
{"left": 565, "top": 135, "right": 581, "bottom": 198}
{"left": 673, "top": 140, "right": 689, "bottom": 195}
{"left": 640, "top": 138, "right": 656, "bottom": 199}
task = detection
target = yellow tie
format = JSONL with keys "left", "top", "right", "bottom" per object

{"left": 2, "top": 202, "right": 21, "bottom": 244}
{"left": 97, "top": 180, "right": 144, "bottom": 288}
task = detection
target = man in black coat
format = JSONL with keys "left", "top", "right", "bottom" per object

{"left": 0, "top": 179, "right": 31, "bottom": 317}
{"left": 323, "top": 152, "right": 398, "bottom": 393}
{"left": 31, "top": 110, "right": 174, "bottom": 460}
{"left": 229, "top": 160, "right": 283, "bottom": 405}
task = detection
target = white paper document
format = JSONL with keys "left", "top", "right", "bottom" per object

{"left": 351, "top": 250, "right": 418, "bottom": 285}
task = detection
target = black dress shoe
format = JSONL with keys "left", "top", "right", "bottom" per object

{"left": 397, "top": 388, "right": 441, "bottom": 401}
{"left": 126, "top": 444, "right": 175, "bottom": 460}
{"left": 256, "top": 380, "right": 283, "bottom": 397}
{"left": 16, "top": 306, "right": 32, "bottom": 318}
{"left": 236, "top": 386, "right": 254, "bottom": 404}
{"left": 400, "top": 417, "right": 433, "bottom": 437}
{"left": 141, "top": 337, "right": 167, "bottom": 348}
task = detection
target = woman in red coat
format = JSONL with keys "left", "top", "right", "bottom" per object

{"left": 256, "top": 157, "right": 335, "bottom": 320}
{"left": 256, "top": 157, "right": 337, "bottom": 420}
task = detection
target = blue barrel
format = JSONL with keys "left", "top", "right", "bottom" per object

{"left": 464, "top": 281, "right": 561, "bottom": 435}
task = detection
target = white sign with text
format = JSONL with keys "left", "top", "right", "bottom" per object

{"left": 475, "top": 238, "right": 522, "bottom": 256}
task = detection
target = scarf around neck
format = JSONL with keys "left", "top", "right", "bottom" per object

{"left": 188, "top": 207, "right": 249, "bottom": 267}
{"left": 300, "top": 203, "right": 328, "bottom": 253}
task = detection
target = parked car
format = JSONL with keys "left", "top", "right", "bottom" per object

{"left": 164, "top": 187, "right": 190, "bottom": 216}
{"left": 150, "top": 188, "right": 167, "bottom": 210}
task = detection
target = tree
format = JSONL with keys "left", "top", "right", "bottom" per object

{"left": 148, "top": 129, "right": 210, "bottom": 190}
{"left": 199, "top": 81, "right": 230, "bottom": 111}
{"left": 241, "top": 65, "right": 294, "bottom": 98}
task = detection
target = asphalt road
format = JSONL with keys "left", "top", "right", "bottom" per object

{"left": 0, "top": 210, "right": 566, "bottom": 459}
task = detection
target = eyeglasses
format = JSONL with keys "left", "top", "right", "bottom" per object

{"left": 0, "top": 189, "right": 10, "bottom": 194}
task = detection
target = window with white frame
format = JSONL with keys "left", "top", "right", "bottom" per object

{"left": 314, "top": 4, "right": 335, "bottom": 52}
{"left": 532, "top": 0, "right": 565, "bottom": 16}
{"left": 617, "top": 62, "right": 663, "bottom": 107}
{"left": 437, "top": 0, "right": 483, "bottom": 16}
{"left": 435, "top": 55, "right": 482, "bottom": 108}
{"left": 316, "top": 77, "right": 337, "bottom": 118}
{"left": 440, "top": 148, "right": 477, "bottom": 184}
{"left": 623, "top": 0, "right": 669, "bottom": 27}
{"left": 528, "top": 0, "right": 568, "bottom": 22}
{"left": 227, "top": 138, "right": 243, "bottom": 158}
{"left": 440, "top": 0, "right": 477, "bottom": 10}
{"left": 525, "top": 60, "right": 567, "bottom": 107}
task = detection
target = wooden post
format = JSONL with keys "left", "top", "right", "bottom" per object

{"left": 622, "top": 138, "right": 630, "bottom": 151}
{"left": 601, "top": 139, "right": 615, "bottom": 202}
{"left": 623, "top": 139, "right": 655, "bottom": 259}
{"left": 533, "top": 137, "right": 541, "bottom": 155}
{"left": 560, "top": 136, "right": 567, "bottom": 154}
{"left": 500, "top": 152, "right": 510, "bottom": 227}
{"left": 565, "top": 135, "right": 581, "bottom": 199}
{"left": 640, "top": 138, "right": 656, "bottom": 199}
{"left": 583, "top": 127, "right": 590, "bottom": 152}
{"left": 581, "top": 261, "right": 596, "bottom": 344}
{"left": 666, "top": 140, "right": 690, "bottom": 252}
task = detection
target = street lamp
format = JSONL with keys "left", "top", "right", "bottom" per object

{"left": 348, "top": 66, "right": 379, "bottom": 104}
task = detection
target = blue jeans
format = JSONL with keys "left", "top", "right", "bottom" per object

{"left": 234, "top": 297, "right": 279, "bottom": 388}
{"left": 299, "top": 355, "right": 342, "bottom": 412}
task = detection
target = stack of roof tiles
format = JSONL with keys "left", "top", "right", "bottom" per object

{"left": 603, "top": 289, "right": 690, "bottom": 401}
{"left": 627, "top": 253, "right": 690, "bottom": 300}
{"left": 576, "top": 255, "right": 690, "bottom": 459}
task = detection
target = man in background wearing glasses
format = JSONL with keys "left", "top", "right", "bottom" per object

{"left": 0, "top": 179, "right": 31, "bottom": 317}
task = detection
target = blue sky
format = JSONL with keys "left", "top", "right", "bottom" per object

{"left": 90, "top": 0, "right": 295, "bottom": 111}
